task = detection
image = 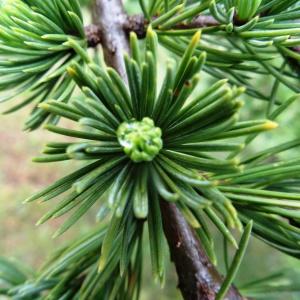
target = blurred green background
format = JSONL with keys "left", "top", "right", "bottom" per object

{"left": 1, "top": 1, "right": 300, "bottom": 299}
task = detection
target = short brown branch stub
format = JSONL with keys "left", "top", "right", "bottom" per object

{"left": 84, "top": 24, "right": 102, "bottom": 47}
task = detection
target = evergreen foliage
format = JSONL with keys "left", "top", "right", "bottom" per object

{"left": 1, "top": 0, "right": 300, "bottom": 299}
{"left": 0, "top": 0, "right": 85, "bottom": 130}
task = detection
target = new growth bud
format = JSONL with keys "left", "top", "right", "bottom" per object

{"left": 117, "top": 117, "right": 163, "bottom": 163}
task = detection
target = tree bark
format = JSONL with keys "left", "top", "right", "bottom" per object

{"left": 92, "top": 1, "right": 245, "bottom": 299}
{"left": 160, "top": 201, "right": 245, "bottom": 300}
{"left": 92, "top": 0, "right": 129, "bottom": 80}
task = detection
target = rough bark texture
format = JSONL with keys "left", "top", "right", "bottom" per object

{"left": 92, "top": 1, "right": 245, "bottom": 299}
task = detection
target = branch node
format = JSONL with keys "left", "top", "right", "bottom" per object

{"left": 124, "top": 14, "right": 147, "bottom": 38}
{"left": 85, "top": 24, "right": 102, "bottom": 47}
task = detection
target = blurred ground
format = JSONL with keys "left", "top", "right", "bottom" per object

{"left": 0, "top": 107, "right": 94, "bottom": 268}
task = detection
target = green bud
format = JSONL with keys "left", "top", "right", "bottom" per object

{"left": 117, "top": 117, "right": 163, "bottom": 163}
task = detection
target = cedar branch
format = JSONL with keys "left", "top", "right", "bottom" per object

{"left": 91, "top": 1, "right": 245, "bottom": 299}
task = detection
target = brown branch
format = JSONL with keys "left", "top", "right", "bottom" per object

{"left": 160, "top": 201, "right": 245, "bottom": 300}
{"left": 92, "top": 0, "right": 129, "bottom": 80}
{"left": 123, "top": 14, "right": 220, "bottom": 37}
{"left": 91, "top": 1, "right": 245, "bottom": 299}
{"left": 86, "top": 14, "right": 220, "bottom": 46}
{"left": 174, "top": 15, "right": 220, "bottom": 29}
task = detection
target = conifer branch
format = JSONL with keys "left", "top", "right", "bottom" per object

{"left": 85, "top": 15, "right": 220, "bottom": 46}
{"left": 123, "top": 15, "right": 219, "bottom": 37}
{"left": 92, "top": 1, "right": 245, "bottom": 299}
{"left": 1, "top": 1, "right": 300, "bottom": 299}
